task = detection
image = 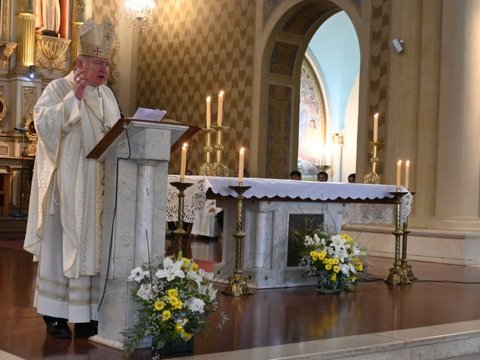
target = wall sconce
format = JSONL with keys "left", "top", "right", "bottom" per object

{"left": 125, "top": 0, "right": 155, "bottom": 28}
{"left": 28, "top": 65, "right": 35, "bottom": 79}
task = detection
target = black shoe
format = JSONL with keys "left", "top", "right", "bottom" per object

{"left": 46, "top": 320, "right": 72, "bottom": 339}
{"left": 74, "top": 320, "right": 98, "bottom": 337}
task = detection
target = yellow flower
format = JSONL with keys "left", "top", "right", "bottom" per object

{"left": 310, "top": 250, "right": 318, "bottom": 260}
{"left": 154, "top": 300, "right": 165, "bottom": 311}
{"left": 330, "top": 273, "right": 337, "bottom": 282}
{"left": 175, "top": 323, "right": 184, "bottom": 334}
{"left": 333, "top": 258, "right": 340, "bottom": 265}
{"left": 168, "top": 296, "right": 183, "bottom": 310}
{"left": 318, "top": 251, "right": 327, "bottom": 260}
{"left": 162, "top": 310, "right": 171, "bottom": 321}
{"left": 333, "top": 265, "right": 340, "bottom": 273}
{"left": 325, "top": 264, "right": 332, "bottom": 271}
{"left": 341, "top": 233, "right": 352, "bottom": 241}
{"left": 192, "top": 262, "right": 199, "bottom": 271}
{"left": 355, "top": 263, "right": 363, "bottom": 271}
{"left": 167, "top": 288, "right": 178, "bottom": 298}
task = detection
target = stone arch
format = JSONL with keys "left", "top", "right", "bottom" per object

{"left": 254, "top": 0, "right": 387, "bottom": 181}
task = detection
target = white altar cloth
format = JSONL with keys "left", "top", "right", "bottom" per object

{"left": 166, "top": 176, "right": 413, "bottom": 288}
{"left": 166, "top": 176, "right": 412, "bottom": 224}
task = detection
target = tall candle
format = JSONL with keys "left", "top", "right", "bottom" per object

{"left": 373, "top": 113, "right": 379, "bottom": 142}
{"left": 206, "top": 96, "right": 211, "bottom": 129}
{"left": 238, "top": 147, "right": 245, "bottom": 183}
{"left": 180, "top": 143, "right": 188, "bottom": 181}
{"left": 405, "top": 160, "right": 410, "bottom": 189}
{"left": 396, "top": 160, "right": 402, "bottom": 189}
{"left": 217, "top": 90, "right": 224, "bottom": 126}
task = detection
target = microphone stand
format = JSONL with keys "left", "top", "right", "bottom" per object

{"left": 13, "top": 127, "right": 27, "bottom": 218}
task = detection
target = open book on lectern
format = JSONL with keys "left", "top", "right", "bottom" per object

{"left": 86, "top": 111, "right": 200, "bottom": 159}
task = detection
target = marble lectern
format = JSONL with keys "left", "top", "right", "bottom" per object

{"left": 86, "top": 119, "right": 196, "bottom": 349}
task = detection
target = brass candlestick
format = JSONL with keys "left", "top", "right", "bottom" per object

{"left": 386, "top": 190, "right": 411, "bottom": 285}
{"left": 224, "top": 184, "right": 254, "bottom": 297}
{"left": 401, "top": 192, "right": 416, "bottom": 281}
{"left": 213, "top": 125, "right": 229, "bottom": 176}
{"left": 364, "top": 141, "right": 380, "bottom": 184}
{"left": 170, "top": 181, "right": 193, "bottom": 257}
{"left": 199, "top": 128, "right": 214, "bottom": 175}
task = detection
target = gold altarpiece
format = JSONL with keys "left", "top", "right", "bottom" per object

{"left": 0, "top": 0, "right": 91, "bottom": 217}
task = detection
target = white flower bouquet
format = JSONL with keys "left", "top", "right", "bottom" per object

{"left": 123, "top": 254, "right": 218, "bottom": 355}
{"left": 298, "top": 229, "right": 367, "bottom": 292}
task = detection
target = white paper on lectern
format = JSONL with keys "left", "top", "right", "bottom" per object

{"left": 131, "top": 107, "right": 167, "bottom": 121}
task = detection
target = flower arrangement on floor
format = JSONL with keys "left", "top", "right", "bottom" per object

{"left": 123, "top": 253, "right": 218, "bottom": 357}
{"left": 298, "top": 229, "right": 367, "bottom": 293}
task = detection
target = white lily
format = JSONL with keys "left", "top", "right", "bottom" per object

{"left": 155, "top": 257, "right": 185, "bottom": 281}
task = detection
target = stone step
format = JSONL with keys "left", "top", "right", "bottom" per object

{"left": 176, "top": 320, "right": 480, "bottom": 360}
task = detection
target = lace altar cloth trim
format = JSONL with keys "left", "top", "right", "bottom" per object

{"left": 166, "top": 176, "right": 412, "bottom": 224}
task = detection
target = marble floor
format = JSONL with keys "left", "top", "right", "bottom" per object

{"left": 1, "top": 241, "right": 480, "bottom": 359}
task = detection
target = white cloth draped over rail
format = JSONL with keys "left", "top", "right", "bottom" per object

{"left": 165, "top": 175, "right": 413, "bottom": 225}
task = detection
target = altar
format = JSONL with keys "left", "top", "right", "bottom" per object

{"left": 167, "top": 176, "right": 412, "bottom": 289}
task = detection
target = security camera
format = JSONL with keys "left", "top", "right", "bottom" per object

{"left": 391, "top": 38, "right": 404, "bottom": 53}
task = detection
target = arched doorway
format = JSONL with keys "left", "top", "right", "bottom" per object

{"left": 254, "top": 0, "right": 383, "bottom": 181}
{"left": 298, "top": 11, "right": 360, "bottom": 182}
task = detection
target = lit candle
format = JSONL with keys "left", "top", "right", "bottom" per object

{"left": 206, "top": 96, "right": 211, "bottom": 129}
{"left": 238, "top": 147, "right": 245, "bottom": 183}
{"left": 405, "top": 160, "right": 410, "bottom": 189}
{"left": 180, "top": 143, "right": 188, "bottom": 181}
{"left": 373, "top": 113, "right": 379, "bottom": 142}
{"left": 396, "top": 160, "right": 402, "bottom": 189}
{"left": 217, "top": 90, "right": 224, "bottom": 126}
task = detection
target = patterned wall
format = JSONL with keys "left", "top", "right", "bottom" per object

{"left": 367, "top": 0, "right": 391, "bottom": 179}
{"left": 136, "top": 0, "right": 255, "bottom": 175}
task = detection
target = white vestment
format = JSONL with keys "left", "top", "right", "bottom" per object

{"left": 24, "top": 71, "right": 121, "bottom": 322}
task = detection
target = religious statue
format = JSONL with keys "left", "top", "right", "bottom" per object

{"left": 35, "top": 0, "right": 61, "bottom": 37}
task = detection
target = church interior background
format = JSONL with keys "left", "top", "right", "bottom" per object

{"left": 1, "top": 0, "right": 480, "bottom": 307}
{"left": 1, "top": 0, "right": 480, "bottom": 358}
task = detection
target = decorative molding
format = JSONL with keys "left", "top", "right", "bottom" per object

{"left": 23, "top": 111, "right": 37, "bottom": 157}
{"left": 0, "top": 42, "right": 17, "bottom": 71}
{"left": 0, "top": 92, "right": 6, "bottom": 127}
{"left": 35, "top": 35, "right": 71, "bottom": 75}
{"left": 22, "top": 87, "right": 36, "bottom": 125}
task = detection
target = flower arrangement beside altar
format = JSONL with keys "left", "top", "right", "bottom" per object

{"left": 123, "top": 254, "right": 218, "bottom": 358}
{"left": 298, "top": 229, "right": 367, "bottom": 293}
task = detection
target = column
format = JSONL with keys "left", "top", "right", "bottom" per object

{"left": 70, "top": 0, "right": 91, "bottom": 62}
{"left": 434, "top": 0, "right": 480, "bottom": 223}
{"left": 16, "top": 0, "right": 36, "bottom": 68}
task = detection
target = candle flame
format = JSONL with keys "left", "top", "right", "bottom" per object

{"left": 183, "top": 143, "right": 188, "bottom": 149}
{"left": 206, "top": 96, "right": 211, "bottom": 102}
{"left": 240, "top": 147, "right": 245, "bottom": 154}
{"left": 219, "top": 90, "right": 224, "bottom": 96}
{"left": 397, "top": 160, "right": 402, "bottom": 165}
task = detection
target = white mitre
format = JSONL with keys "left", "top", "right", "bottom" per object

{"left": 80, "top": 18, "right": 115, "bottom": 60}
